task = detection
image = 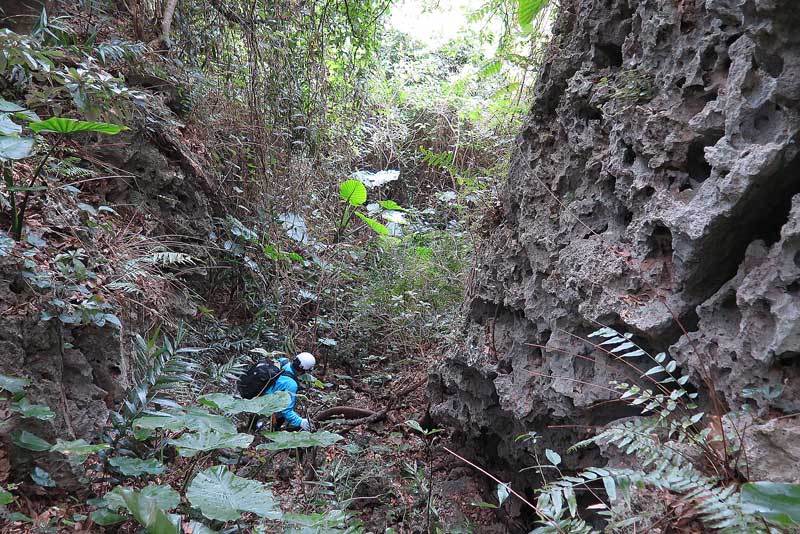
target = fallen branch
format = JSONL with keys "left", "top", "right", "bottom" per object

{"left": 314, "top": 376, "right": 428, "bottom": 428}
{"left": 315, "top": 406, "right": 376, "bottom": 421}
{"left": 323, "top": 410, "right": 387, "bottom": 427}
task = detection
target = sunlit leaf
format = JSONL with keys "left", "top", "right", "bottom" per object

{"left": 518, "top": 0, "right": 548, "bottom": 27}
{"left": 354, "top": 211, "right": 389, "bottom": 235}
{"left": 29, "top": 117, "right": 127, "bottom": 135}
{"left": 378, "top": 199, "right": 406, "bottom": 211}
{"left": 339, "top": 179, "right": 367, "bottom": 206}
{"left": 187, "top": 465, "right": 281, "bottom": 521}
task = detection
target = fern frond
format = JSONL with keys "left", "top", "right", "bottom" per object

{"left": 145, "top": 252, "right": 195, "bottom": 266}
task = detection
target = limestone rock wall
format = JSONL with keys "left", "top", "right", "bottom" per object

{"left": 430, "top": 0, "right": 800, "bottom": 482}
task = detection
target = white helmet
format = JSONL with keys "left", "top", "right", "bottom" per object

{"left": 294, "top": 352, "right": 316, "bottom": 372}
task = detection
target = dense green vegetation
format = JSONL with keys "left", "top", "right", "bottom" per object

{"left": 1, "top": 1, "right": 799, "bottom": 533}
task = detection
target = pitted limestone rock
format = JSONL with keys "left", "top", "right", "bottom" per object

{"left": 430, "top": 0, "right": 800, "bottom": 484}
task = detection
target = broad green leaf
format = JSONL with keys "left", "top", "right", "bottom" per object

{"left": 50, "top": 439, "right": 109, "bottom": 462}
{"left": 31, "top": 466, "right": 55, "bottom": 487}
{"left": 89, "top": 509, "right": 126, "bottom": 526}
{"left": 497, "top": 483, "right": 510, "bottom": 506}
{"left": 28, "top": 117, "right": 126, "bottom": 135}
{"left": 0, "top": 114, "right": 21, "bottom": 135}
{"left": 14, "top": 110, "right": 40, "bottom": 122}
{"left": 742, "top": 482, "right": 800, "bottom": 527}
{"left": 518, "top": 0, "right": 548, "bottom": 27}
{"left": 354, "top": 211, "right": 389, "bottom": 235}
{"left": 405, "top": 420, "right": 424, "bottom": 433}
{"left": 256, "top": 430, "right": 343, "bottom": 451}
{"left": 187, "top": 465, "right": 281, "bottom": 521}
{"left": 0, "top": 136, "right": 34, "bottom": 160}
{"left": 480, "top": 59, "right": 503, "bottom": 78}
{"left": 338, "top": 179, "right": 367, "bottom": 206}
{"left": 117, "top": 487, "right": 180, "bottom": 534}
{"left": 133, "top": 408, "right": 235, "bottom": 434}
{"left": 169, "top": 430, "right": 253, "bottom": 457}
{"left": 11, "top": 430, "right": 52, "bottom": 451}
{"left": 0, "top": 98, "right": 24, "bottom": 112}
{"left": 0, "top": 373, "right": 30, "bottom": 393}
{"left": 105, "top": 485, "right": 180, "bottom": 512}
{"left": 11, "top": 397, "right": 55, "bottom": 420}
{"left": 545, "top": 448, "right": 561, "bottom": 466}
{"left": 109, "top": 457, "right": 166, "bottom": 476}
{"left": 133, "top": 413, "right": 188, "bottom": 432}
{"left": 378, "top": 199, "right": 406, "bottom": 211}
{"left": 0, "top": 485, "right": 14, "bottom": 505}
{"left": 198, "top": 391, "right": 291, "bottom": 416}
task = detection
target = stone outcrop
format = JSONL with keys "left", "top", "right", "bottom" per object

{"left": 0, "top": 71, "right": 217, "bottom": 488}
{"left": 0, "top": 255, "right": 128, "bottom": 488}
{"left": 430, "top": 0, "right": 800, "bottom": 484}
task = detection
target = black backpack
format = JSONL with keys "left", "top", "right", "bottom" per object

{"left": 237, "top": 361, "right": 285, "bottom": 399}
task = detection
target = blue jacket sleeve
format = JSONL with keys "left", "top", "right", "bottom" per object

{"left": 273, "top": 374, "right": 303, "bottom": 428}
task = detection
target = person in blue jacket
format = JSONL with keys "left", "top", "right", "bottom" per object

{"left": 264, "top": 352, "right": 316, "bottom": 431}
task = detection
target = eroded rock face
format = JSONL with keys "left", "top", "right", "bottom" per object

{"left": 430, "top": 0, "right": 800, "bottom": 483}
{"left": 0, "top": 256, "right": 129, "bottom": 488}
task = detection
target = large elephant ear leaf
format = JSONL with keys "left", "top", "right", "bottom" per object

{"left": 256, "top": 430, "right": 343, "bottom": 451}
{"left": 198, "top": 391, "right": 291, "bottom": 416}
{"left": 168, "top": 430, "right": 253, "bottom": 457}
{"left": 117, "top": 487, "right": 181, "bottom": 534}
{"left": 28, "top": 117, "right": 127, "bottom": 135}
{"left": 339, "top": 179, "right": 367, "bottom": 206}
{"left": 187, "top": 465, "right": 281, "bottom": 522}
{"left": 0, "top": 136, "right": 34, "bottom": 161}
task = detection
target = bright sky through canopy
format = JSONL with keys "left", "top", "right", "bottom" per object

{"left": 390, "top": 0, "right": 477, "bottom": 46}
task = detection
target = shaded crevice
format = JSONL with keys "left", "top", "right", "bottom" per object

{"left": 594, "top": 43, "right": 623, "bottom": 68}
{"left": 684, "top": 151, "right": 800, "bottom": 300}
{"left": 646, "top": 223, "right": 673, "bottom": 259}
{"left": 684, "top": 134, "right": 722, "bottom": 188}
